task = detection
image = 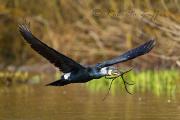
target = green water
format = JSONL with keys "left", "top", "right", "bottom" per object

{"left": 0, "top": 83, "right": 180, "bottom": 120}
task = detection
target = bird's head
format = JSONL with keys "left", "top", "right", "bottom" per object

{"left": 100, "top": 67, "right": 120, "bottom": 76}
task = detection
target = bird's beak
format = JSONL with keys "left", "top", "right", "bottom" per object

{"left": 112, "top": 71, "right": 120, "bottom": 76}
{"left": 108, "top": 70, "right": 120, "bottom": 76}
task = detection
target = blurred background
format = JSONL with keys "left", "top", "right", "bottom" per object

{"left": 0, "top": 0, "right": 179, "bottom": 120}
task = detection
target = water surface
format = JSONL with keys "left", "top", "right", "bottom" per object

{"left": 0, "top": 84, "right": 180, "bottom": 120}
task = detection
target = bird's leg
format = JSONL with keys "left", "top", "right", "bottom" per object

{"left": 102, "top": 77, "right": 117, "bottom": 101}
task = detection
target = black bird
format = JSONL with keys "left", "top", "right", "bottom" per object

{"left": 19, "top": 24, "right": 155, "bottom": 87}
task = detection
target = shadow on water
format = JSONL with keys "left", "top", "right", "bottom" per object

{"left": 0, "top": 69, "right": 180, "bottom": 120}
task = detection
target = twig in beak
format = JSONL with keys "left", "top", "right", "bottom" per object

{"left": 119, "top": 68, "right": 134, "bottom": 94}
{"left": 102, "top": 77, "right": 116, "bottom": 101}
{"left": 103, "top": 68, "right": 135, "bottom": 101}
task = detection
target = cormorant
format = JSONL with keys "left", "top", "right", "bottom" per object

{"left": 19, "top": 24, "right": 155, "bottom": 88}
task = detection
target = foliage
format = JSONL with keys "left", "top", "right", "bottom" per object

{"left": 0, "top": 71, "right": 41, "bottom": 85}
{"left": 0, "top": 0, "right": 179, "bottom": 69}
{"left": 87, "top": 69, "right": 179, "bottom": 97}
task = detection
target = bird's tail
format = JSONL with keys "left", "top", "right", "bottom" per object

{"left": 46, "top": 79, "right": 70, "bottom": 86}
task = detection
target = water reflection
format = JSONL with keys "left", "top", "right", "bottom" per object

{"left": 0, "top": 84, "right": 180, "bottom": 120}
{"left": 0, "top": 69, "right": 180, "bottom": 120}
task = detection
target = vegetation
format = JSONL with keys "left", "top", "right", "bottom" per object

{"left": 0, "top": 1, "right": 179, "bottom": 95}
{"left": 0, "top": 2, "right": 179, "bottom": 119}
{"left": 87, "top": 69, "right": 179, "bottom": 97}
{"left": 0, "top": 71, "right": 41, "bottom": 85}
{"left": 0, "top": 68, "right": 179, "bottom": 97}
{"left": 0, "top": 0, "right": 179, "bottom": 69}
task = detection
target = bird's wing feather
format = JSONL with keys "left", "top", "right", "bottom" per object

{"left": 19, "top": 24, "right": 85, "bottom": 73}
{"left": 96, "top": 39, "right": 155, "bottom": 68}
{"left": 46, "top": 79, "right": 70, "bottom": 86}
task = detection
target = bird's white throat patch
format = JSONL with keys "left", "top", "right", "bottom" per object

{"left": 100, "top": 67, "right": 108, "bottom": 75}
{"left": 64, "top": 73, "right": 71, "bottom": 79}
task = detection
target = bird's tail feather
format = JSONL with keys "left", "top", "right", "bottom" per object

{"left": 46, "top": 79, "right": 70, "bottom": 86}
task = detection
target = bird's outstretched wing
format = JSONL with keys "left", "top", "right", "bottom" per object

{"left": 96, "top": 39, "right": 156, "bottom": 68}
{"left": 46, "top": 79, "right": 70, "bottom": 86}
{"left": 19, "top": 24, "right": 85, "bottom": 73}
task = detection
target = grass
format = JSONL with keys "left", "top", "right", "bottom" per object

{"left": 0, "top": 69, "right": 179, "bottom": 98}
{"left": 0, "top": 0, "right": 179, "bottom": 69}
{"left": 86, "top": 69, "right": 179, "bottom": 97}
{"left": 0, "top": 71, "right": 41, "bottom": 85}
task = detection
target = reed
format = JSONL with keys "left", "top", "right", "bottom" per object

{"left": 0, "top": 0, "right": 179, "bottom": 69}
{"left": 86, "top": 69, "right": 180, "bottom": 96}
{"left": 0, "top": 71, "right": 41, "bottom": 85}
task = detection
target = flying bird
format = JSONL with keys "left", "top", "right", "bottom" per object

{"left": 19, "top": 24, "right": 155, "bottom": 89}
